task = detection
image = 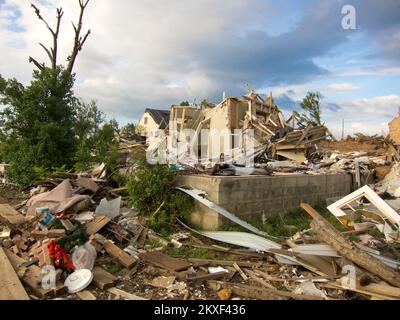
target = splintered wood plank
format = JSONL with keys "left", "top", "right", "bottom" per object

{"left": 0, "top": 204, "right": 25, "bottom": 231}
{"left": 140, "top": 251, "right": 192, "bottom": 272}
{"left": 233, "top": 263, "right": 248, "bottom": 281}
{"left": 76, "top": 177, "right": 99, "bottom": 193}
{"left": 301, "top": 203, "right": 400, "bottom": 287}
{"left": 3, "top": 248, "right": 63, "bottom": 298}
{"left": 207, "top": 280, "right": 324, "bottom": 301}
{"left": 0, "top": 247, "right": 30, "bottom": 300}
{"left": 103, "top": 243, "right": 136, "bottom": 268}
{"left": 85, "top": 216, "right": 110, "bottom": 235}
{"left": 76, "top": 290, "right": 96, "bottom": 300}
{"left": 92, "top": 266, "right": 118, "bottom": 290}
{"left": 296, "top": 254, "right": 337, "bottom": 277}
{"left": 95, "top": 234, "right": 136, "bottom": 268}
{"left": 107, "top": 287, "right": 147, "bottom": 300}
{"left": 187, "top": 271, "right": 234, "bottom": 282}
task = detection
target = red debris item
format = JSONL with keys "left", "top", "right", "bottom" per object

{"left": 48, "top": 240, "right": 75, "bottom": 271}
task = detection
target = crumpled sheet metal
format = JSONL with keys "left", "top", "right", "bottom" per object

{"left": 26, "top": 179, "right": 90, "bottom": 216}
{"left": 176, "top": 187, "right": 267, "bottom": 237}
{"left": 177, "top": 219, "right": 300, "bottom": 266}
{"left": 198, "top": 230, "right": 281, "bottom": 252}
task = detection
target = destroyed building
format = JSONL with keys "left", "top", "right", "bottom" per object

{"left": 149, "top": 91, "right": 334, "bottom": 168}
{"left": 2, "top": 95, "right": 400, "bottom": 301}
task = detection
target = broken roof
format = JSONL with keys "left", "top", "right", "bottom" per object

{"left": 145, "top": 108, "right": 170, "bottom": 129}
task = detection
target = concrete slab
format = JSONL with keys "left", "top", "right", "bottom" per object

{"left": 176, "top": 173, "right": 353, "bottom": 230}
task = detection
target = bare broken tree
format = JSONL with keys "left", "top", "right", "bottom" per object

{"left": 29, "top": 0, "right": 91, "bottom": 74}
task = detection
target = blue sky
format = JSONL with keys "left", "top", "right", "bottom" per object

{"left": 0, "top": 0, "right": 399, "bottom": 137}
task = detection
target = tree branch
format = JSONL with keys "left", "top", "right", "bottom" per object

{"left": 39, "top": 43, "right": 53, "bottom": 63}
{"left": 67, "top": 0, "right": 91, "bottom": 74}
{"left": 31, "top": 3, "right": 55, "bottom": 35}
{"left": 28, "top": 56, "right": 45, "bottom": 70}
{"left": 52, "top": 7, "right": 64, "bottom": 68}
{"left": 78, "top": 29, "right": 91, "bottom": 50}
{"left": 31, "top": 3, "right": 64, "bottom": 70}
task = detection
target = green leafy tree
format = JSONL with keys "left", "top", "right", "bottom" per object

{"left": 0, "top": 67, "right": 77, "bottom": 185}
{"left": 0, "top": 1, "right": 92, "bottom": 186}
{"left": 95, "top": 118, "right": 120, "bottom": 172}
{"left": 294, "top": 92, "right": 323, "bottom": 127}
{"left": 126, "top": 164, "right": 194, "bottom": 233}
{"left": 120, "top": 122, "right": 138, "bottom": 139}
{"left": 180, "top": 101, "right": 190, "bottom": 106}
{"left": 200, "top": 99, "right": 215, "bottom": 108}
{"left": 73, "top": 99, "right": 119, "bottom": 172}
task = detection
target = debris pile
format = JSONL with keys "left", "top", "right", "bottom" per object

{"left": 144, "top": 91, "right": 400, "bottom": 187}
{"left": 1, "top": 160, "right": 400, "bottom": 300}
{"left": 147, "top": 91, "right": 335, "bottom": 171}
{"left": 1, "top": 95, "right": 400, "bottom": 301}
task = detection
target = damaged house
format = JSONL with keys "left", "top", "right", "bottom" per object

{"left": 148, "top": 91, "right": 334, "bottom": 168}
{"left": 138, "top": 108, "right": 170, "bottom": 136}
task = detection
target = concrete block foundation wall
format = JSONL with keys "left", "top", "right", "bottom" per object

{"left": 176, "top": 173, "right": 353, "bottom": 230}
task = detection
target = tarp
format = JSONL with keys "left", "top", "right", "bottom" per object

{"left": 26, "top": 179, "right": 90, "bottom": 216}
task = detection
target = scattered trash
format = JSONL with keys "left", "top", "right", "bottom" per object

{"left": 208, "top": 266, "right": 229, "bottom": 274}
{"left": 2, "top": 114, "right": 400, "bottom": 301}
{"left": 150, "top": 276, "right": 176, "bottom": 289}
{"left": 64, "top": 269, "right": 94, "bottom": 293}
{"left": 217, "top": 288, "right": 232, "bottom": 300}
{"left": 95, "top": 197, "right": 122, "bottom": 219}
{"left": 72, "top": 243, "right": 97, "bottom": 270}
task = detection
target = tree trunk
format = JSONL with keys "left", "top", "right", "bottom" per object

{"left": 301, "top": 203, "right": 400, "bottom": 288}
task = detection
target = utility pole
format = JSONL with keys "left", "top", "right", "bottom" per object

{"left": 341, "top": 118, "right": 345, "bottom": 140}
{"left": 292, "top": 111, "right": 295, "bottom": 128}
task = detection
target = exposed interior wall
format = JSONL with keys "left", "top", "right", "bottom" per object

{"left": 157, "top": 92, "right": 295, "bottom": 166}
{"left": 203, "top": 101, "right": 230, "bottom": 162}
{"left": 389, "top": 117, "right": 400, "bottom": 145}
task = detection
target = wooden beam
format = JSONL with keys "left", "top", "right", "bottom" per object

{"left": 0, "top": 247, "right": 30, "bottom": 300}
{"left": 207, "top": 280, "right": 324, "bottom": 300}
{"left": 107, "top": 287, "right": 147, "bottom": 300}
{"left": 301, "top": 203, "right": 400, "bottom": 288}
{"left": 188, "top": 258, "right": 261, "bottom": 268}
{"left": 3, "top": 248, "right": 64, "bottom": 298}
{"left": 76, "top": 290, "right": 96, "bottom": 300}
{"left": 140, "top": 251, "right": 191, "bottom": 272}
{"left": 0, "top": 204, "right": 25, "bottom": 231}
{"left": 85, "top": 216, "right": 110, "bottom": 235}
{"left": 233, "top": 263, "right": 248, "bottom": 281}
{"left": 92, "top": 266, "right": 117, "bottom": 290}
{"left": 245, "top": 269, "right": 276, "bottom": 290}
{"left": 95, "top": 234, "right": 136, "bottom": 268}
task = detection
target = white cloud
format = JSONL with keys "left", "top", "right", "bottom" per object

{"left": 0, "top": 0, "right": 399, "bottom": 130}
{"left": 323, "top": 94, "right": 400, "bottom": 137}
{"left": 328, "top": 83, "right": 360, "bottom": 91}
{"left": 337, "top": 66, "right": 400, "bottom": 77}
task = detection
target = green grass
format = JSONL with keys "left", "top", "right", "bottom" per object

{"left": 219, "top": 204, "right": 348, "bottom": 239}
{"left": 164, "top": 244, "right": 221, "bottom": 260}
{"left": 367, "top": 226, "right": 386, "bottom": 241}
{"left": 144, "top": 238, "right": 166, "bottom": 248}
{"left": 105, "top": 261, "right": 123, "bottom": 275}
